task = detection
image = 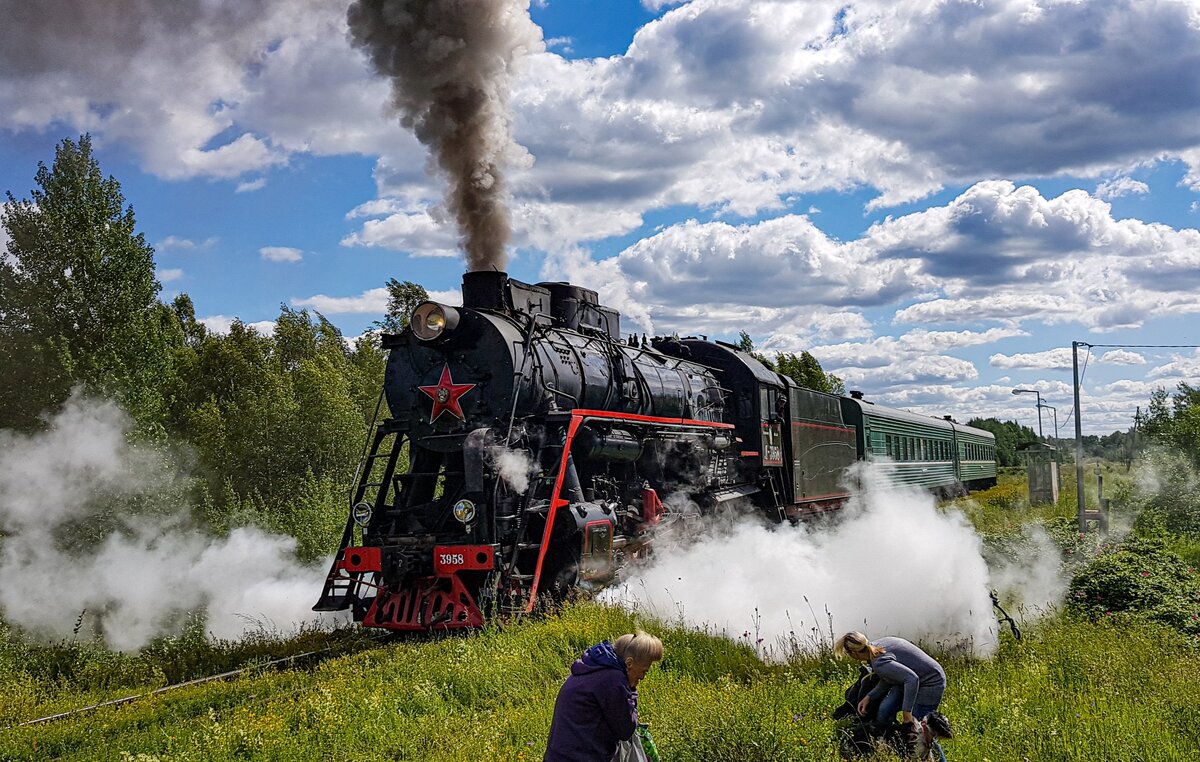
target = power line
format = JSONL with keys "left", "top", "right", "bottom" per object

{"left": 1062, "top": 342, "right": 1199, "bottom": 427}
{"left": 1078, "top": 343, "right": 1200, "bottom": 348}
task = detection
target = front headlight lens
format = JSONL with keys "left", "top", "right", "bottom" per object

{"left": 411, "top": 302, "right": 459, "bottom": 341}
{"left": 424, "top": 310, "right": 445, "bottom": 333}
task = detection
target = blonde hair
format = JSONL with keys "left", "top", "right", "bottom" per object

{"left": 834, "top": 631, "right": 885, "bottom": 660}
{"left": 614, "top": 630, "right": 664, "bottom": 666}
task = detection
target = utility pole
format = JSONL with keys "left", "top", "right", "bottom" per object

{"left": 1073, "top": 341, "right": 1087, "bottom": 532}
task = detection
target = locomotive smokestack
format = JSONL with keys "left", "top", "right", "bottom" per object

{"left": 346, "top": 0, "right": 541, "bottom": 272}
{"left": 462, "top": 270, "right": 510, "bottom": 311}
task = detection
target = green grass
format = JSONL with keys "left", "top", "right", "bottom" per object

{"left": 2, "top": 604, "right": 1199, "bottom": 761}
{"left": 4, "top": 461, "right": 1199, "bottom": 760}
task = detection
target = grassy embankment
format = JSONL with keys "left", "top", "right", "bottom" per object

{"left": 3, "top": 472, "right": 1199, "bottom": 761}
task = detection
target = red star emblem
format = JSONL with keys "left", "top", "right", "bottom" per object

{"left": 418, "top": 364, "right": 476, "bottom": 423}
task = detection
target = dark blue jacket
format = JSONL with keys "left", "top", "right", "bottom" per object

{"left": 544, "top": 641, "right": 638, "bottom": 762}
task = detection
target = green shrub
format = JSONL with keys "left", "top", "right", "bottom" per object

{"left": 1068, "top": 536, "right": 1200, "bottom": 636}
{"left": 1131, "top": 451, "right": 1200, "bottom": 537}
{"left": 973, "top": 480, "right": 1026, "bottom": 511}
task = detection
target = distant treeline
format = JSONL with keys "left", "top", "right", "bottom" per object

{"left": 968, "top": 420, "right": 1154, "bottom": 469}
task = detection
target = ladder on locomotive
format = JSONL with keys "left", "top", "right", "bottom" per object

{"left": 495, "top": 321, "right": 568, "bottom": 611}
{"left": 498, "top": 427, "right": 570, "bottom": 612}
{"left": 314, "top": 420, "right": 406, "bottom": 612}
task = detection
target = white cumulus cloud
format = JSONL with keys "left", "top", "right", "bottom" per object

{"left": 1099, "top": 349, "right": 1147, "bottom": 366}
{"left": 1095, "top": 177, "right": 1150, "bottom": 200}
{"left": 260, "top": 246, "right": 303, "bottom": 263}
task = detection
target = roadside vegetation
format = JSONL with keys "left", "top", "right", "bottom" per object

{"left": 2, "top": 599, "right": 1198, "bottom": 760}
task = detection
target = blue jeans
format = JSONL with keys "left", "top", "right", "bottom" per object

{"left": 875, "top": 688, "right": 947, "bottom": 762}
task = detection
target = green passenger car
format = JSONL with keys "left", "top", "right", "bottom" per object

{"left": 949, "top": 421, "right": 999, "bottom": 490}
{"left": 838, "top": 394, "right": 997, "bottom": 494}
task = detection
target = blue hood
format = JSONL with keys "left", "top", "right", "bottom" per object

{"left": 571, "top": 641, "right": 627, "bottom": 676}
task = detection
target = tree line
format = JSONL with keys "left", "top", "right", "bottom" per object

{"left": 0, "top": 137, "right": 427, "bottom": 558}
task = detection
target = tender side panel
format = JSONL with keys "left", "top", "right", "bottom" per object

{"left": 789, "top": 386, "right": 856, "bottom": 501}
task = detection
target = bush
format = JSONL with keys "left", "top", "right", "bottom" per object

{"left": 1067, "top": 536, "right": 1200, "bottom": 637}
{"left": 972, "top": 481, "right": 1026, "bottom": 512}
{"left": 1129, "top": 451, "right": 1200, "bottom": 538}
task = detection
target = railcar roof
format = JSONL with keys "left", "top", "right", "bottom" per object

{"left": 841, "top": 396, "right": 957, "bottom": 433}
{"left": 949, "top": 420, "right": 997, "bottom": 441}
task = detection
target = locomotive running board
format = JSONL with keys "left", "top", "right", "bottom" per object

{"left": 710, "top": 484, "right": 760, "bottom": 503}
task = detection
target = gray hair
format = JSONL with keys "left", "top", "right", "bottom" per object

{"left": 614, "top": 630, "right": 663, "bottom": 665}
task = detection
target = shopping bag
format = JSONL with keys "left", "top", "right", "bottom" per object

{"left": 611, "top": 735, "right": 649, "bottom": 762}
{"left": 637, "top": 724, "right": 661, "bottom": 762}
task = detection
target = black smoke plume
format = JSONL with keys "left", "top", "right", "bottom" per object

{"left": 347, "top": 0, "right": 541, "bottom": 271}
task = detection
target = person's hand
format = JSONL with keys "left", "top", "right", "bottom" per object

{"left": 856, "top": 696, "right": 870, "bottom": 716}
{"left": 901, "top": 711, "right": 916, "bottom": 725}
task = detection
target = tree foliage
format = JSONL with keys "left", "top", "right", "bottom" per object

{"left": 374, "top": 278, "right": 429, "bottom": 333}
{"left": 0, "top": 137, "right": 398, "bottom": 559}
{"left": 774, "top": 351, "right": 846, "bottom": 395}
{"left": 166, "top": 308, "right": 377, "bottom": 533}
{"left": 736, "top": 331, "right": 844, "bottom": 394}
{"left": 1050, "top": 429, "right": 1141, "bottom": 467}
{"left": 1136, "top": 383, "right": 1200, "bottom": 467}
{"left": 0, "top": 135, "right": 177, "bottom": 430}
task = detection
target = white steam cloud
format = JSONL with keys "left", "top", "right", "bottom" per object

{"left": 607, "top": 464, "right": 1065, "bottom": 658}
{"left": 0, "top": 395, "right": 341, "bottom": 650}
{"left": 489, "top": 444, "right": 536, "bottom": 494}
{"left": 981, "top": 522, "right": 1067, "bottom": 614}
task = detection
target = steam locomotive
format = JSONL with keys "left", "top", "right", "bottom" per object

{"left": 314, "top": 272, "right": 996, "bottom": 631}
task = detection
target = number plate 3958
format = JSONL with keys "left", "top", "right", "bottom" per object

{"left": 433, "top": 545, "right": 495, "bottom": 574}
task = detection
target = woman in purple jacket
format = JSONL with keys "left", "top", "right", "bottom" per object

{"left": 544, "top": 631, "right": 663, "bottom": 762}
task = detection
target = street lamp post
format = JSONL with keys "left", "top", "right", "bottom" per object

{"left": 1042, "top": 404, "right": 1058, "bottom": 439}
{"left": 1012, "top": 388, "right": 1044, "bottom": 439}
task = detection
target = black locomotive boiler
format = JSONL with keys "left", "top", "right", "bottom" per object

{"left": 314, "top": 271, "right": 994, "bottom": 632}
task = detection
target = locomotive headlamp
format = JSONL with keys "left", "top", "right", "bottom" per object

{"left": 352, "top": 500, "right": 373, "bottom": 527}
{"left": 411, "top": 302, "right": 460, "bottom": 341}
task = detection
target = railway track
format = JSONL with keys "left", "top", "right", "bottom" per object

{"left": 5, "top": 630, "right": 392, "bottom": 731}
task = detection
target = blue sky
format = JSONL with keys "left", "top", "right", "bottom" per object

{"left": 2, "top": 0, "right": 1200, "bottom": 434}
